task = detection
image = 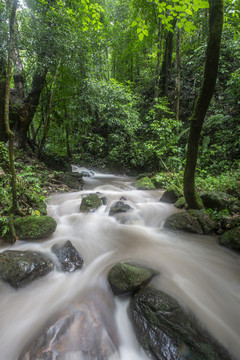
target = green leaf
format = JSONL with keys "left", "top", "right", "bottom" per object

{"left": 139, "top": 32, "right": 144, "bottom": 41}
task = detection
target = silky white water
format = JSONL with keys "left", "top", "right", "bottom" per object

{"left": 0, "top": 167, "right": 240, "bottom": 360}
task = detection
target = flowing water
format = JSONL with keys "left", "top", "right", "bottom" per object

{"left": 0, "top": 167, "right": 240, "bottom": 360}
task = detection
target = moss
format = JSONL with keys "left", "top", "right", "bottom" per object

{"left": 133, "top": 177, "right": 155, "bottom": 190}
{"left": 219, "top": 227, "right": 240, "bottom": 251}
{"left": 14, "top": 215, "right": 57, "bottom": 240}
{"left": 80, "top": 194, "right": 102, "bottom": 213}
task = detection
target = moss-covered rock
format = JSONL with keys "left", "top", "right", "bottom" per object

{"left": 129, "top": 286, "right": 232, "bottom": 360}
{"left": 219, "top": 227, "right": 240, "bottom": 251}
{"left": 14, "top": 215, "right": 57, "bottom": 240}
{"left": 200, "top": 191, "right": 240, "bottom": 214}
{"left": 175, "top": 196, "right": 186, "bottom": 209}
{"left": 107, "top": 262, "right": 156, "bottom": 295}
{"left": 165, "top": 210, "right": 216, "bottom": 235}
{"left": 160, "top": 184, "right": 183, "bottom": 204}
{"left": 80, "top": 194, "right": 102, "bottom": 213}
{"left": 133, "top": 177, "right": 155, "bottom": 190}
{"left": 0, "top": 250, "right": 53, "bottom": 288}
{"left": 109, "top": 200, "right": 133, "bottom": 216}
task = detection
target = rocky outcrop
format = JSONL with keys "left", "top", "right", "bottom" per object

{"left": 14, "top": 215, "right": 57, "bottom": 240}
{"left": 160, "top": 184, "right": 183, "bottom": 204}
{"left": 19, "top": 289, "right": 119, "bottom": 360}
{"left": 129, "top": 286, "right": 232, "bottom": 360}
{"left": 80, "top": 193, "right": 102, "bottom": 213}
{"left": 165, "top": 210, "right": 216, "bottom": 235}
{"left": 52, "top": 240, "right": 84, "bottom": 272}
{"left": 133, "top": 176, "right": 155, "bottom": 190}
{"left": 219, "top": 226, "right": 240, "bottom": 251}
{"left": 0, "top": 250, "right": 53, "bottom": 288}
{"left": 108, "top": 262, "right": 156, "bottom": 295}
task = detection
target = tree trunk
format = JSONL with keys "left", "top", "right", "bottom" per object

{"left": 174, "top": 27, "right": 181, "bottom": 121}
{"left": 183, "top": 0, "right": 224, "bottom": 209}
{"left": 159, "top": 19, "right": 177, "bottom": 97}
{"left": 0, "top": 59, "right": 7, "bottom": 142}
{"left": 4, "top": 0, "right": 20, "bottom": 218}
{"left": 154, "top": 18, "right": 162, "bottom": 100}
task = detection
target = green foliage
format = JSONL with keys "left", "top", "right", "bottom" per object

{"left": 0, "top": 142, "right": 9, "bottom": 171}
{"left": 203, "top": 208, "right": 230, "bottom": 222}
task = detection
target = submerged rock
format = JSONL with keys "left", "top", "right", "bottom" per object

{"left": 165, "top": 210, "right": 216, "bottom": 235}
{"left": 129, "top": 286, "right": 232, "bottom": 360}
{"left": 0, "top": 250, "right": 53, "bottom": 288}
{"left": 80, "top": 193, "right": 102, "bottom": 213}
{"left": 108, "top": 262, "right": 156, "bottom": 295}
{"left": 19, "top": 289, "right": 119, "bottom": 360}
{"left": 219, "top": 226, "right": 240, "bottom": 251}
{"left": 14, "top": 215, "right": 57, "bottom": 240}
{"left": 160, "top": 184, "right": 183, "bottom": 204}
{"left": 51, "top": 240, "right": 84, "bottom": 272}
{"left": 109, "top": 200, "right": 133, "bottom": 216}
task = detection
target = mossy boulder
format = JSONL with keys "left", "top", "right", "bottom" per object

{"left": 14, "top": 215, "right": 57, "bottom": 240}
{"left": 160, "top": 184, "right": 183, "bottom": 204}
{"left": 219, "top": 227, "right": 240, "bottom": 251}
{"left": 80, "top": 194, "right": 102, "bottom": 213}
{"left": 129, "top": 286, "right": 231, "bottom": 360}
{"left": 51, "top": 240, "right": 84, "bottom": 272}
{"left": 175, "top": 196, "right": 186, "bottom": 209}
{"left": 200, "top": 191, "right": 240, "bottom": 214}
{"left": 165, "top": 210, "right": 216, "bottom": 235}
{"left": 109, "top": 200, "right": 133, "bottom": 216}
{"left": 107, "top": 262, "right": 156, "bottom": 295}
{"left": 0, "top": 250, "right": 54, "bottom": 288}
{"left": 133, "top": 177, "right": 155, "bottom": 190}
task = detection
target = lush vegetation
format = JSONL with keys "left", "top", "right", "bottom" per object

{"left": 0, "top": 0, "right": 240, "bottom": 237}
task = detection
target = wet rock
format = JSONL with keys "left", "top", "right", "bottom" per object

{"left": 109, "top": 200, "right": 133, "bottom": 216}
{"left": 14, "top": 215, "right": 57, "bottom": 240}
{"left": 165, "top": 210, "right": 216, "bottom": 235}
{"left": 219, "top": 226, "right": 240, "bottom": 251}
{"left": 80, "top": 170, "right": 95, "bottom": 177}
{"left": 200, "top": 191, "right": 240, "bottom": 213}
{"left": 108, "top": 262, "right": 156, "bottom": 295}
{"left": 133, "top": 176, "right": 155, "bottom": 190}
{"left": 129, "top": 286, "right": 232, "bottom": 360}
{"left": 0, "top": 250, "right": 53, "bottom": 288}
{"left": 175, "top": 196, "right": 186, "bottom": 209}
{"left": 160, "top": 184, "right": 183, "bottom": 204}
{"left": 19, "top": 289, "right": 119, "bottom": 360}
{"left": 80, "top": 194, "right": 102, "bottom": 213}
{"left": 51, "top": 240, "right": 84, "bottom": 272}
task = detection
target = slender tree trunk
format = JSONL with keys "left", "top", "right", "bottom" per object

{"left": 154, "top": 18, "right": 162, "bottom": 100}
{"left": 174, "top": 27, "right": 182, "bottom": 121}
{"left": 0, "top": 60, "right": 7, "bottom": 142}
{"left": 183, "top": 0, "right": 224, "bottom": 209}
{"left": 159, "top": 19, "right": 177, "bottom": 97}
{"left": 4, "top": 0, "right": 20, "bottom": 218}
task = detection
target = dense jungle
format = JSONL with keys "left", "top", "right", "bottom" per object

{"left": 0, "top": 0, "right": 240, "bottom": 359}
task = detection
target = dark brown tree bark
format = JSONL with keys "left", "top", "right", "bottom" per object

{"left": 154, "top": 18, "right": 162, "bottom": 99}
{"left": 183, "top": 0, "right": 224, "bottom": 209}
{"left": 159, "top": 19, "right": 177, "bottom": 97}
{"left": 0, "top": 60, "right": 7, "bottom": 142}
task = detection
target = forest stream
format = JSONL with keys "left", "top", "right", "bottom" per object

{"left": 0, "top": 166, "right": 240, "bottom": 360}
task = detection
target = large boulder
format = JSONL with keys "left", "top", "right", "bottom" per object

{"left": 200, "top": 191, "right": 240, "bottom": 214}
{"left": 14, "top": 215, "right": 57, "bottom": 240}
{"left": 160, "top": 184, "right": 183, "bottom": 204}
{"left": 19, "top": 289, "right": 119, "bottom": 360}
{"left": 0, "top": 250, "right": 53, "bottom": 288}
{"left": 129, "top": 286, "right": 231, "bottom": 360}
{"left": 165, "top": 210, "right": 216, "bottom": 235}
{"left": 51, "top": 240, "right": 84, "bottom": 272}
{"left": 219, "top": 227, "right": 240, "bottom": 251}
{"left": 133, "top": 177, "right": 155, "bottom": 190}
{"left": 80, "top": 194, "right": 102, "bottom": 213}
{"left": 109, "top": 200, "right": 133, "bottom": 216}
{"left": 108, "top": 262, "right": 156, "bottom": 296}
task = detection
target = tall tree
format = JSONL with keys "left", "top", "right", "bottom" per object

{"left": 183, "top": 0, "right": 224, "bottom": 209}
